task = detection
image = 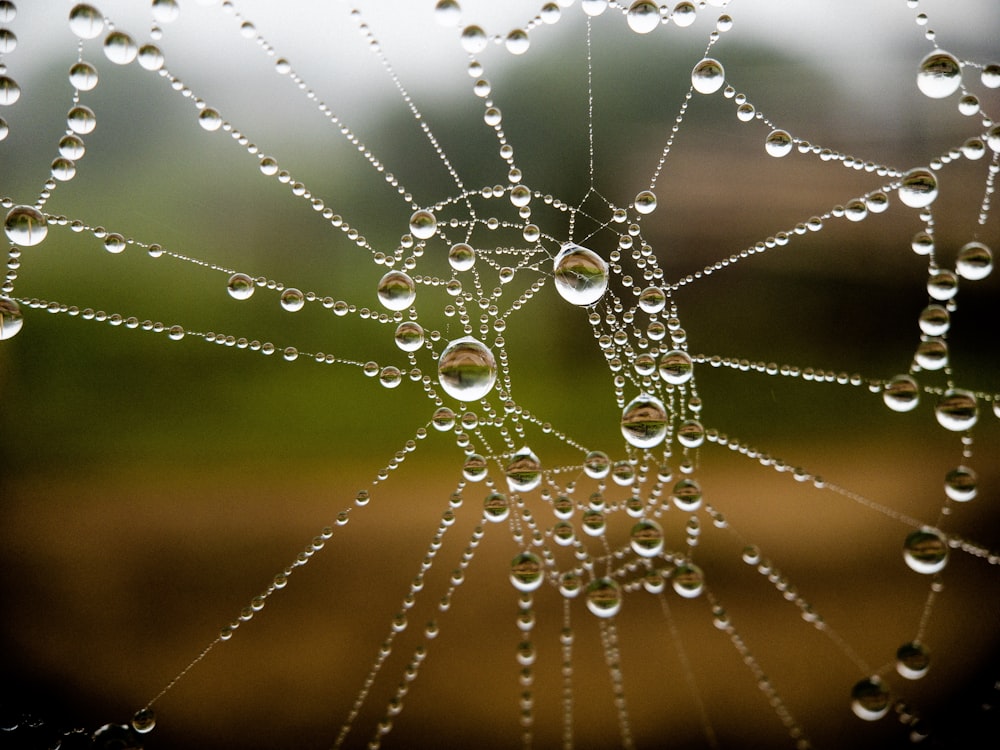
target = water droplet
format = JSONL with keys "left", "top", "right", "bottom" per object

{"left": 151, "top": 0, "right": 180, "bottom": 24}
{"left": 409, "top": 209, "right": 437, "bottom": 240}
{"left": 463, "top": 453, "right": 487, "bottom": 482}
{"left": 621, "top": 393, "right": 668, "bottom": 448}
{"left": 379, "top": 366, "right": 402, "bottom": 389}
{"left": 911, "top": 231, "right": 934, "bottom": 255}
{"left": 883, "top": 375, "right": 920, "bottom": 412}
{"left": 460, "top": 25, "right": 487, "bottom": 54}
{"left": 103, "top": 232, "right": 126, "bottom": 254}
{"left": 935, "top": 389, "right": 977, "bottom": 431}
{"left": 437, "top": 336, "right": 497, "bottom": 402}
{"left": 956, "top": 241, "right": 992, "bottom": 280}
{"left": 69, "top": 61, "right": 99, "bottom": 91}
{"left": 131, "top": 708, "right": 155, "bottom": 734}
{"left": 227, "top": 272, "right": 255, "bottom": 300}
{"left": 483, "top": 491, "right": 509, "bottom": 523}
{"left": 553, "top": 243, "right": 608, "bottom": 306}
{"left": 630, "top": 519, "right": 664, "bottom": 557}
{"left": 69, "top": 3, "right": 104, "bottom": 40}
{"left": 903, "top": 529, "right": 948, "bottom": 574}
{"left": 914, "top": 337, "right": 947, "bottom": 371}
{"left": 581, "top": 0, "right": 609, "bottom": 17}
{"left": 138, "top": 44, "right": 165, "bottom": 71}
{"left": 394, "top": 321, "right": 424, "bottom": 352}
{"left": 581, "top": 509, "right": 606, "bottom": 536}
{"left": 198, "top": 108, "right": 222, "bottom": 131}
{"left": 672, "top": 477, "right": 702, "bottom": 511}
{"left": 510, "top": 552, "right": 544, "bottom": 592}
{"left": 672, "top": 563, "right": 704, "bottom": 598}
{"left": 448, "top": 242, "right": 475, "bottom": 271}
{"left": 67, "top": 104, "right": 97, "bottom": 134}
{"left": 559, "top": 572, "right": 582, "bottom": 598}
{"left": 627, "top": 1, "right": 661, "bottom": 34}
{"left": 988, "top": 124, "right": 1000, "bottom": 153}
{"left": 506, "top": 446, "right": 542, "bottom": 493}
{"left": 280, "top": 288, "right": 305, "bottom": 312}
{"left": 5, "top": 205, "right": 48, "bottom": 246}
{"left": 677, "top": 419, "right": 705, "bottom": 448}
{"left": 431, "top": 406, "right": 455, "bottom": 431}
{"left": 926, "top": 268, "right": 958, "bottom": 301}
{"left": 659, "top": 349, "right": 693, "bottom": 384}
{"left": 898, "top": 168, "right": 938, "bottom": 208}
{"left": 691, "top": 58, "right": 725, "bottom": 94}
{"left": 918, "top": 304, "right": 949, "bottom": 336}
{"left": 583, "top": 450, "right": 610, "bottom": 479}
{"left": 944, "top": 466, "right": 977, "bottom": 502}
{"left": 0, "top": 75, "right": 20, "bottom": 106}
{"left": 0, "top": 297, "right": 24, "bottom": 339}
{"left": 672, "top": 1, "right": 696, "bottom": 27}
{"left": 103, "top": 31, "right": 137, "bottom": 65}
{"left": 377, "top": 270, "right": 416, "bottom": 311}
{"left": 633, "top": 191, "right": 658, "bottom": 217}
{"left": 896, "top": 642, "right": 930, "bottom": 680}
{"left": 585, "top": 578, "right": 622, "bottom": 618}
{"left": 917, "top": 50, "right": 962, "bottom": 98}
{"left": 851, "top": 677, "right": 890, "bottom": 720}
{"left": 505, "top": 29, "right": 529, "bottom": 55}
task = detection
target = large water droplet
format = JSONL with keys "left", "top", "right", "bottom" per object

{"left": 505, "top": 28, "right": 529, "bottom": 55}
{"left": 956, "top": 241, "right": 992, "bottom": 280}
{"left": 896, "top": 642, "right": 930, "bottom": 680}
{"left": 659, "top": 349, "right": 693, "bottom": 384}
{"left": 463, "top": 453, "right": 487, "bottom": 482}
{"left": 672, "top": 563, "right": 704, "bottom": 598}
{"left": 934, "top": 389, "right": 977, "bottom": 431}
{"left": 638, "top": 286, "right": 666, "bottom": 314}
{"left": 621, "top": 393, "right": 668, "bottom": 448}
{"left": 584, "top": 450, "right": 610, "bottom": 479}
{"left": 676, "top": 419, "right": 705, "bottom": 448}
{"left": 510, "top": 552, "right": 544, "bottom": 592}
{"left": 851, "top": 677, "right": 890, "bottom": 721}
{"left": 898, "top": 168, "right": 938, "bottom": 208}
{"left": 0, "top": 75, "right": 20, "bottom": 106}
{"left": 409, "top": 210, "right": 437, "bottom": 240}
{"left": 198, "top": 108, "right": 222, "bottom": 131}
{"left": 627, "top": 0, "right": 661, "bottom": 34}
{"left": 4, "top": 205, "right": 47, "bottom": 246}
{"left": 227, "top": 272, "right": 254, "bottom": 300}
{"left": 903, "top": 529, "right": 948, "bottom": 574}
{"left": 377, "top": 270, "right": 416, "bottom": 311}
{"left": 438, "top": 336, "right": 497, "bottom": 402}
{"left": 691, "top": 58, "right": 725, "bottom": 94}
{"left": 448, "top": 242, "right": 475, "bottom": 271}
{"left": 67, "top": 104, "right": 97, "bottom": 134}
{"left": 394, "top": 321, "right": 424, "bottom": 352}
{"left": 944, "top": 465, "right": 977, "bottom": 502}
{"left": 553, "top": 243, "right": 608, "bottom": 306}
{"left": 585, "top": 578, "right": 622, "bottom": 617}
{"left": 916, "top": 50, "right": 962, "bottom": 98}
{"left": 506, "top": 446, "right": 542, "bottom": 493}
{"left": 483, "top": 491, "right": 509, "bottom": 523}
{"left": 581, "top": 0, "right": 609, "bottom": 17}
{"left": 151, "top": 0, "right": 180, "bottom": 24}
{"left": 280, "top": 288, "right": 305, "bottom": 312}
{"left": 69, "top": 3, "right": 104, "bottom": 39}
{"left": 103, "top": 31, "right": 137, "bottom": 65}
{"left": 672, "top": 477, "right": 702, "bottom": 511}
{"left": 630, "top": 519, "right": 664, "bottom": 557}
{"left": 0, "top": 297, "right": 24, "bottom": 339}
{"left": 460, "top": 25, "right": 487, "bottom": 54}
{"left": 634, "top": 190, "right": 657, "bottom": 214}
{"left": 883, "top": 375, "right": 921, "bottom": 411}
{"left": 69, "top": 61, "right": 99, "bottom": 91}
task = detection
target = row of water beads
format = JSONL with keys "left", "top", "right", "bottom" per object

{"left": 1, "top": 0, "right": 999, "bottom": 747}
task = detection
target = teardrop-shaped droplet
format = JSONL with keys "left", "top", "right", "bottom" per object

{"left": 903, "top": 529, "right": 948, "bottom": 574}
{"left": 898, "top": 168, "right": 938, "bottom": 208}
{"left": 691, "top": 57, "right": 725, "bottom": 94}
{"left": 553, "top": 243, "right": 608, "bottom": 306}
{"left": 510, "top": 552, "right": 544, "bottom": 592}
{"left": 377, "top": 270, "right": 416, "bottom": 311}
{"left": 506, "top": 446, "right": 542, "bottom": 493}
{"left": 917, "top": 50, "right": 962, "bottom": 99}
{"left": 409, "top": 210, "right": 437, "bottom": 240}
{"left": 621, "top": 393, "right": 668, "bottom": 448}
{"left": 437, "top": 336, "right": 497, "bottom": 402}
{"left": 585, "top": 577, "right": 622, "bottom": 617}
{"left": 4, "top": 205, "right": 48, "bottom": 246}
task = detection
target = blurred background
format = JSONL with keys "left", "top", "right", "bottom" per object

{"left": 1, "top": 1, "right": 999, "bottom": 748}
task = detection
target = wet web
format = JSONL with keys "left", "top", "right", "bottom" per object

{"left": 1, "top": 0, "right": 1000, "bottom": 748}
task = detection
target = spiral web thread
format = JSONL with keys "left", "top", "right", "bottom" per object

{"left": 1, "top": 0, "right": 999, "bottom": 748}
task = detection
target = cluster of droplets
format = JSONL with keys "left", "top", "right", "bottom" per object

{"left": 2, "top": 1, "right": 1000, "bottom": 749}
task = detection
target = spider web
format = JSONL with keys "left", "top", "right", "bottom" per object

{"left": 1, "top": 1, "right": 999, "bottom": 748}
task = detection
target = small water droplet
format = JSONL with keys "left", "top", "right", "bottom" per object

{"left": 898, "top": 168, "right": 938, "bottom": 208}
{"left": 956, "top": 241, "right": 992, "bottom": 280}
{"left": 634, "top": 189, "right": 657, "bottom": 215}
{"left": 280, "top": 287, "right": 305, "bottom": 312}
{"left": 438, "top": 336, "right": 497, "bottom": 401}
{"left": 131, "top": 708, "right": 155, "bottom": 734}
{"left": 69, "top": 3, "right": 104, "bottom": 40}
{"left": 408, "top": 209, "right": 437, "bottom": 240}
{"left": 483, "top": 491, "right": 510, "bottom": 522}
{"left": 377, "top": 270, "right": 416, "bottom": 311}
{"left": 677, "top": 419, "right": 705, "bottom": 448}
{"left": 896, "top": 642, "right": 930, "bottom": 679}
{"left": 553, "top": 243, "right": 608, "bottom": 306}
{"left": 463, "top": 453, "right": 488, "bottom": 482}
{"left": 903, "top": 529, "right": 948, "bottom": 574}
{"left": 672, "top": 563, "right": 704, "bottom": 598}
{"left": 104, "top": 232, "right": 126, "bottom": 254}
{"left": 926, "top": 268, "right": 958, "bottom": 301}
{"left": 935, "top": 389, "right": 977, "bottom": 431}
{"left": 672, "top": 477, "right": 702, "bottom": 511}
{"left": 510, "top": 552, "right": 544, "bottom": 592}
{"left": 583, "top": 450, "right": 610, "bottom": 479}
{"left": 585, "top": 578, "right": 622, "bottom": 617}
{"left": 67, "top": 104, "right": 97, "bottom": 134}
{"left": 851, "top": 677, "right": 890, "bottom": 720}
{"left": 0, "top": 74, "right": 20, "bottom": 106}
{"left": 506, "top": 446, "right": 542, "bottom": 493}
{"left": 621, "top": 393, "right": 668, "bottom": 448}
{"left": 691, "top": 58, "right": 725, "bottom": 94}
{"left": 918, "top": 305, "right": 949, "bottom": 336}
{"left": 394, "top": 321, "right": 424, "bottom": 352}
{"left": 630, "top": 519, "right": 664, "bottom": 557}
{"left": 916, "top": 50, "right": 962, "bottom": 98}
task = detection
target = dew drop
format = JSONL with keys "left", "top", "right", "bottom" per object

{"left": 280, "top": 288, "right": 305, "bottom": 312}
{"left": 634, "top": 190, "right": 657, "bottom": 214}
{"left": 505, "top": 29, "right": 529, "bottom": 55}
{"left": 151, "top": 0, "right": 180, "bottom": 24}
{"left": 916, "top": 50, "right": 962, "bottom": 98}
{"left": 918, "top": 305, "right": 949, "bottom": 336}
{"left": 672, "top": 1, "right": 696, "bottom": 27}
{"left": 659, "top": 349, "right": 693, "bottom": 384}
{"left": 898, "top": 168, "right": 938, "bottom": 208}
{"left": 67, "top": 105, "right": 97, "bottom": 134}
{"left": 621, "top": 393, "right": 668, "bottom": 449}
{"left": 131, "top": 708, "right": 155, "bottom": 734}
{"left": 448, "top": 242, "right": 475, "bottom": 271}
{"left": 198, "top": 108, "right": 223, "bottom": 131}
{"left": 672, "top": 563, "right": 704, "bottom": 598}
{"left": 4, "top": 205, "right": 48, "bottom": 246}
{"left": 944, "top": 466, "right": 977, "bottom": 502}
{"left": 671, "top": 477, "right": 702, "bottom": 511}
{"left": 437, "top": 336, "right": 497, "bottom": 402}
{"left": 627, "top": 0, "right": 661, "bottom": 35}
{"left": 0, "top": 75, "right": 20, "bottom": 106}
{"left": 394, "top": 321, "right": 424, "bottom": 352}
{"left": 896, "top": 642, "right": 930, "bottom": 680}
{"left": 434, "top": 0, "right": 461, "bottom": 26}
{"left": 691, "top": 58, "right": 725, "bottom": 94}
{"left": 630, "top": 519, "right": 664, "bottom": 557}
{"left": 137, "top": 44, "right": 164, "bottom": 71}
{"left": 903, "top": 529, "right": 948, "bottom": 574}
{"left": 926, "top": 268, "right": 958, "bottom": 301}
{"left": 377, "top": 270, "right": 416, "bottom": 311}
{"left": 510, "top": 185, "right": 531, "bottom": 207}
{"left": 506, "top": 446, "right": 542, "bottom": 493}
{"left": 463, "top": 453, "right": 487, "bottom": 482}
{"left": 409, "top": 209, "right": 437, "bottom": 240}
{"left": 103, "top": 232, "right": 126, "bottom": 254}
{"left": 0, "top": 297, "right": 24, "bottom": 340}
{"left": 69, "top": 3, "right": 104, "bottom": 40}
{"left": 483, "top": 491, "right": 509, "bottom": 523}
{"left": 460, "top": 25, "right": 487, "bottom": 54}
{"left": 227, "top": 272, "right": 255, "bottom": 300}
{"left": 585, "top": 578, "right": 622, "bottom": 618}
{"left": 379, "top": 366, "right": 402, "bottom": 389}
{"left": 676, "top": 419, "right": 705, "bottom": 448}
{"left": 934, "top": 389, "right": 977, "bottom": 431}
{"left": 553, "top": 243, "right": 608, "bottom": 306}
{"left": 637, "top": 286, "right": 666, "bottom": 314}
{"left": 69, "top": 61, "right": 99, "bottom": 91}
{"left": 510, "top": 552, "right": 544, "bottom": 592}
{"left": 581, "top": 0, "right": 609, "bottom": 17}
{"left": 584, "top": 450, "right": 610, "bottom": 479}
{"left": 103, "top": 31, "right": 138, "bottom": 65}
{"left": 851, "top": 677, "right": 890, "bottom": 721}
{"left": 956, "top": 241, "right": 992, "bottom": 280}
